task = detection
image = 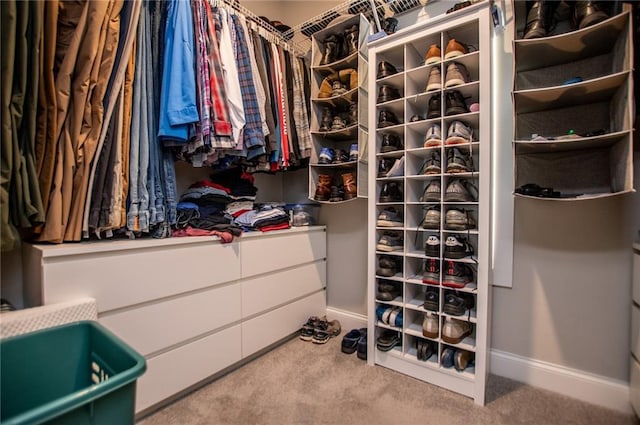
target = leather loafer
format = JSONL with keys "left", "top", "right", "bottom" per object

{"left": 377, "top": 61, "right": 398, "bottom": 79}
{"left": 377, "top": 84, "right": 401, "bottom": 104}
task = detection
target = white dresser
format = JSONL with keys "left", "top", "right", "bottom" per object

{"left": 22, "top": 227, "right": 327, "bottom": 414}
{"left": 631, "top": 242, "right": 640, "bottom": 417}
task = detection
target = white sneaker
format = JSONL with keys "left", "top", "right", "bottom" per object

{"left": 422, "top": 312, "right": 440, "bottom": 338}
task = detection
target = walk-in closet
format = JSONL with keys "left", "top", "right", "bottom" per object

{"left": 1, "top": 1, "right": 639, "bottom": 424}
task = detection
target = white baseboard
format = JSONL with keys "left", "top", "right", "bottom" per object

{"left": 326, "top": 306, "right": 367, "bottom": 334}
{"left": 491, "top": 349, "right": 632, "bottom": 414}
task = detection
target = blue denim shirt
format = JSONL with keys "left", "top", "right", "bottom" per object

{"left": 158, "top": 0, "right": 199, "bottom": 142}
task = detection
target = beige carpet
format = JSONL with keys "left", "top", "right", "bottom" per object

{"left": 137, "top": 335, "right": 638, "bottom": 425}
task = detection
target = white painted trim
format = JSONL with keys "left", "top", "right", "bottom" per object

{"left": 491, "top": 349, "right": 632, "bottom": 414}
{"left": 326, "top": 307, "right": 367, "bottom": 335}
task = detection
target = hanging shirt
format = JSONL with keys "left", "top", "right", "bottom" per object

{"left": 231, "top": 14, "right": 265, "bottom": 159}
{"left": 217, "top": 7, "right": 245, "bottom": 148}
{"left": 158, "top": 0, "right": 199, "bottom": 143}
{"left": 203, "top": 0, "right": 233, "bottom": 146}
{"left": 240, "top": 16, "right": 269, "bottom": 138}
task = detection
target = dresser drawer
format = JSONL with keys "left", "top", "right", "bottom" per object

{"left": 33, "top": 241, "right": 241, "bottom": 312}
{"left": 241, "top": 260, "right": 326, "bottom": 317}
{"left": 100, "top": 283, "right": 241, "bottom": 356}
{"left": 242, "top": 290, "right": 326, "bottom": 358}
{"left": 240, "top": 229, "right": 326, "bottom": 277}
{"left": 136, "top": 325, "right": 242, "bottom": 413}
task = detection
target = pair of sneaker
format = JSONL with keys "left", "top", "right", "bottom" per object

{"left": 376, "top": 305, "right": 403, "bottom": 327}
{"left": 376, "top": 255, "right": 402, "bottom": 277}
{"left": 376, "top": 329, "right": 401, "bottom": 352}
{"left": 424, "top": 62, "right": 471, "bottom": 92}
{"left": 422, "top": 259, "right": 476, "bottom": 288}
{"left": 377, "top": 281, "right": 401, "bottom": 301}
{"left": 444, "top": 235, "right": 475, "bottom": 259}
{"left": 376, "top": 207, "right": 404, "bottom": 227}
{"left": 376, "top": 232, "right": 403, "bottom": 252}
{"left": 418, "top": 148, "right": 474, "bottom": 175}
{"left": 300, "top": 316, "right": 342, "bottom": 344}
{"left": 442, "top": 317, "right": 473, "bottom": 345}
{"left": 423, "top": 120, "right": 473, "bottom": 147}
{"left": 422, "top": 38, "right": 470, "bottom": 65}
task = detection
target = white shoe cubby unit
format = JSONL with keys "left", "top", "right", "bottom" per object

{"left": 512, "top": 5, "right": 634, "bottom": 200}
{"left": 308, "top": 14, "right": 369, "bottom": 203}
{"left": 366, "top": 4, "right": 491, "bottom": 404}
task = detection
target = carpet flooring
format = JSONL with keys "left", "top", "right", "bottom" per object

{"left": 138, "top": 335, "right": 638, "bottom": 425}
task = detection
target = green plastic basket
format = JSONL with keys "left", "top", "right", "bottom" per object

{"left": 1, "top": 320, "right": 146, "bottom": 425}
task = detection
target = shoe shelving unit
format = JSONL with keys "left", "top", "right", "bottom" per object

{"left": 512, "top": 4, "right": 634, "bottom": 200}
{"left": 308, "top": 14, "right": 370, "bottom": 203}
{"left": 366, "top": 3, "right": 491, "bottom": 404}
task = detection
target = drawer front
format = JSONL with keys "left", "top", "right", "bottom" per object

{"left": 41, "top": 242, "right": 241, "bottom": 312}
{"left": 100, "top": 284, "right": 241, "bottom": 356}
{"left": 240, "top": 230, "right": 326, "bottom": 277}
{"left": 242, "top": 290, "right": 326, "bottom": 358}
{"left": 632, "top": 304, "right": 640, "bottom": 359}
{"left": 631, "top": 357, "right": 640, "bottom": 418}
{"left": 633, "top": 250, "right": 640, "bottom": 305}
{"left": 135, "top": 325, "right": 242, "bottom": 413}
{"left": 241, "top": 260, "right": 326, "bottom": 318}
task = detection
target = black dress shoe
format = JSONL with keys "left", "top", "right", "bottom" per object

{"left": 445, "top": 90, "right": 469, "bottom": 116}
{"left": 380, "top": 133, "right": 402, "bottom": 153}
{"left": 427, "top": 93, "right": 441, "bottom": 119}
{"left": 379, "top": 181, "right": 403, "bottom": 203}
{"left": 377, "top": 61, "right": 398, "bottom": 79}
{"left": 378, "top": 109, "right": 400, "bottom": 128}
{"left": 377, "top": 84, "right": 401, "bottom": 103}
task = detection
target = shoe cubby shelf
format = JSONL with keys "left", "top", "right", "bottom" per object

{"left": 512, "top": 6, "right": 634, "bottom": 200}
{"left": 367, "top": 5, "right": 491, "bottom": 405}
{"left": 308, "top": 14, "right": 370, "bottom": 203}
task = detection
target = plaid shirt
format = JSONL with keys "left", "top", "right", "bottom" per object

{"left": 192, "top": 0, "right": 210, "bottom": 139}
{"left": 231, "top": 14, "right": 264, "bottom": 156}
{"left": 291, "top": 57, "right": 311, "bottom": 158}
{"left": 203, "top": 1, "right": 233, "bottom": 146}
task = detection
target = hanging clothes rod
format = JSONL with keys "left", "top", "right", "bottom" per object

{"left": 209, "top": 0, "right": 306, "bottom": 56}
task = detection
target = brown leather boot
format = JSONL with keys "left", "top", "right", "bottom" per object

{"left": 342, "top": 172, "right": 357, "bottom": 200}
{"left": 318, "top": 72, "right": 338, "bottom": 98}
{"left": 315, "top": 174, "right": 332, "bottom": 201}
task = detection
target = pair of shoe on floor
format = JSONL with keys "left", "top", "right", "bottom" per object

{"left": 300, "top": 316, "right": 341, "bottom": 344}
{"left": 341, "top": 328, "right": 367, "bottom": 360}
